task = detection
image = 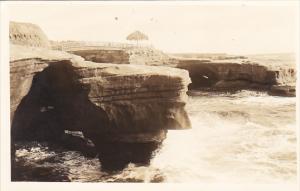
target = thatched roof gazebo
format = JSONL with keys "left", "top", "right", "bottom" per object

{"left": 126, "top": 30, "right": 148, "bottom": 46}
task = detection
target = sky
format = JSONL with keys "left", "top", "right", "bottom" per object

{"left": 7, "top": 2, "right": 299, "bottom": 54}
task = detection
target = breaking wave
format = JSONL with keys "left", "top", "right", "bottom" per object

{"left": 14, "top": 90, "right": 297, "bottom": 183}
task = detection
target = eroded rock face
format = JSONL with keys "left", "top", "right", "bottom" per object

{"left": 11, "top": 57, "right": 191, "bottom": 138}
{"left": 10, "top": 45, "right": 191, "bottom": 170}
{"left": 177, "top": 59, "right": 296, "bottom": 96}
{"left": 10, "top": 22, "right": 50, "bottom": 48}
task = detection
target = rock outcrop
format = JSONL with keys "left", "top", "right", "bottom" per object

{"left": 10, "top": 21, "right": 50, "bottom": 48}
{"left": 176, "top": 59, "right": 296, "bottom": 96}
{"left": 126, "top": 47, "right": 172, "bottom": 66}
{"left": 51, "top": 41, "right": 172, "bottom": 66}
{"left": 51, "top": 41, "right": 296, "bottom": 97}
{"left": 10, "top": 44, "right": 191, "bottom": 170}
{"left": 69, "top": 49, "right": 130, "bottom": 64}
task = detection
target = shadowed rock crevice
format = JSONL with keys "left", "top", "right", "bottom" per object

{"left": 95, "top": 141, "right": 163, "bottom": 171}
{"left": 11, "top": 61, "right": 110, "bottom": 142}
{"left": 180, "top": 64, "right": 219, "bottom": 88}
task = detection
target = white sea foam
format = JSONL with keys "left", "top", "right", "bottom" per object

{"left": 150, "top": 91, "right": 296, "bottom": 183}
{"left": 14, "top": 90, "right": 297, "bottom": 183}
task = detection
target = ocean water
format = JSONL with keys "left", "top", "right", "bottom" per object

{"left": 14, "top": 90, "right": 297, "bottom": 183}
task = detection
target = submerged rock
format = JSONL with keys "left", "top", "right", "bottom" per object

{"left": 269, "top": 85, "right": 296, "bottom": 97}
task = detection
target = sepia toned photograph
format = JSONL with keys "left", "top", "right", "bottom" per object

{"left": 0, "top": 0, "right": 299, "bottom": 190}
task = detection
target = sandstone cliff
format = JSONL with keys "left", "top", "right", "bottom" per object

{"left": 10, "top": 44, "right": 191, "bottom": 170}
{"left": 52, "top": 41, "right": 296, "bottom": 96}
{"left": 10, "top": 21, "right": 192, "bottom": 170}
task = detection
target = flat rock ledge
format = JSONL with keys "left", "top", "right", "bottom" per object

{"left": 57, "top": 42, "right": 296, "bottom": 97}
